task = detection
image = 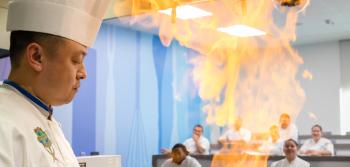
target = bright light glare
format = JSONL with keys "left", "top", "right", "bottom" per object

{"left": 159, "top": 5, "right": 212, "bottom": 20}
{"left": 217, "top": 24, "right": 266, "bottom": 37}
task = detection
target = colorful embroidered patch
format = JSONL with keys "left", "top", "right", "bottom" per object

{"left": 34, "top": 127, "right": 56, "bottom": 160}
{"left": 34, "top": 127, "right": 52, "bottom": 147}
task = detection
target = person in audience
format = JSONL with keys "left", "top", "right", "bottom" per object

{"left": 279, "top": 113, "right": 298, "bottom": 141}
{"left": 299, "top": 124, "right": 334, "bottom": 156}
{"left": 218, "top": 117, "right": 251, "bottom": 154}
{"left": 162, "top": 124, "right": 210, "bottom": 155}
{"left": 183, "top": 124, "right": 210, "bottom": 155}
{"left": 271, "top": 139, "right": 310, "bottom": 167}
{"left": 218, "top": 117, "right": 251, "bottom": 144}
{"left": 161, "top": 143, "right": 201, "bottom": 167}
{"left": 259, "top": 125, "right": 284, "bottom": 155}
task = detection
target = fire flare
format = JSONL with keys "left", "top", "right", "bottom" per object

{"left": 116, "top": 0, "right": 310, "bottom": 166}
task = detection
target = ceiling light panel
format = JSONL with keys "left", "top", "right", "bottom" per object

{"left": 218, "top": 24, "right": 266, "bottom": 37}
{"left": 159, "top": 5, "right": 212, "bottom": 20}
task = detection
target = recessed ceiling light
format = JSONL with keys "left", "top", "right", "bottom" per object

{"left": 159, "top": 5, "right": 212, "bottom": 20}
{"left": 217, "top": 24, "right": 266, "bottom": 37}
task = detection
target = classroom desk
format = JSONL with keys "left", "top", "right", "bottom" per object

{"left": 152, "top": 154, "right": 350, "bottom": 167}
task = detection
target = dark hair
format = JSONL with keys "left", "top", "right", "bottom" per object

{"left": 9, "top": 31, "right": 63, "bottom": 68}
{"left": 194, "top": 124, "right": 203, "bottom": 130}
{"left": 172, "top": 143, "right": 189, "bottom": 155}
{"left": 284, "top": 138, "right": 298, "bottom": 147}
{"left": 312, "top": 124, "right": 323, "bottom": 132}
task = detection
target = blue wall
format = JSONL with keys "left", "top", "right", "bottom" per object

{"left": 72, "top": 49, "right": 97, "bottom": 155}
{"left": 93, "top": 23, "right": 160, "bottom": 166}
{"left": 84, "top": 22, "right": 208, "bottom": 167}
{"left": 0, "top": 21, "right": 209, "bottom": 167}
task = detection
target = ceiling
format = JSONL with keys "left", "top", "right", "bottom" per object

{"left": 1, "top": 0, "right": 350, "bottom": 46}
{"left": 107, "top": 0, "right": 350, "bottom": 46}
{"left": 295, "top": 0, "right": 350, "bottom": 45}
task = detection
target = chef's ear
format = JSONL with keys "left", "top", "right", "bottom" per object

{"left": 25, "top": 42, "right": 44, "bottom": 72}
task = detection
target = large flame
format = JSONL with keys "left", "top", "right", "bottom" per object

{"left": 115, "top": 0, "right": 310, "bottom": 166}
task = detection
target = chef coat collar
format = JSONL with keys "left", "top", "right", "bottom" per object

{"left": 3, "top": 80, "right": 53, "bottom": 120}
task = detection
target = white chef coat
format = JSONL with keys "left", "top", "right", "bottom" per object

{"left": 259, "top": 138, "right": 284, "bottom": 156}
{"left": 161, "top": 156, "right": 201, "bottom": 167}
{"left": 270, "top": 157, "right": 310, "bottom": 167}
{"left": 0, "top": 83, "right": 79, "bottom": 167}
{"left": 299, "top": 137, "right": 334, "bottom": 155}
{"left": 219, "top": 128, "right": 252, "bottom": 142}
{"left": 183, "top": 136, "right": 210, "bottom": 155}
{"left": 279, "top": 124, "right": 298, "bottom": 142}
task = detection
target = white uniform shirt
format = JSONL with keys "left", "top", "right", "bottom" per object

{"left": 219, "top": 128, "right": 251, "bottom": 142}
{"left": 271, "top": 157, "right": 310, "bottom": 167}
{"left": 259, "top": 138, "right": 284, "bottom": 155}
{"left": 299, "top": 137, "right": 334, "bottom": 155}
{"left": 183, "top": 136, "right": 210, "bottom": 155}
{"left": 161, "top": 156, "right": 201, "bottom": 167}
{"left": 279, "top": 124, "right": 298, "bottom": 142}
{"left": 0, "top": 84, "right": 79, "bottom": 167}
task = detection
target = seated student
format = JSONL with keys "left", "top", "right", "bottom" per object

{"left": 271, "top": 139, "right": 310, "bottom": 167}
{"left": 162, "top": 124, "right": 210, "bottom": 155}
{"left": 183, "top": 124, "right": 210, "bottom": 155}
{"left": 299, "top": 124, "right": 334, "bottom": 156}
{"left": 218, "top": 117, "right": 251, "bottom": 144}
{"left": 259, "top": 125, "right": 284, "bottom": 155}
{"left": 161, "top": 143, "right": 201, "bottom": 167}
{"left": 279, "top": 113, "right": 298, "bottom": 142}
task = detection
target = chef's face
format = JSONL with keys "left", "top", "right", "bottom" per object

{"left": 37, "top": 38, "right": 87, "bottom": 105}
{"left": 311, "top": 126, "right": 322, "bottom": 141}
{"left": 193, "top": 126, "right": 203, "bottom": 137}
{"left": 279, "top": 114, "right": 290, "bottom": 129}
{"left": 283, "top": 139, "right": 298, "bottom": 160}
{"left": 269, "top": 125, "right": 280, "bottom": 140}
{"left": 172, "top": 148, "right": 187, "bottom": 164}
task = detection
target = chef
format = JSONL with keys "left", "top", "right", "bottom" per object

{"left": 0, "top": 0, "right": 110, "bottom": 166}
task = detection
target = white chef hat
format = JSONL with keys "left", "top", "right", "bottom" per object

{"left": 7, "top": 0, "right": 111, "bottom": 47}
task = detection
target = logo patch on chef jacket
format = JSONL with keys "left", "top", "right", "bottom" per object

{"left": 34, "top": 127, "right": 57, "bottom": 161}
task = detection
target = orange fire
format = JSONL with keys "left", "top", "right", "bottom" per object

{"left": 302, "top": 69, "right": 313, "bottom": 80}
{"left": 115, "top": 0, "right": 310, "bottom": 166}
